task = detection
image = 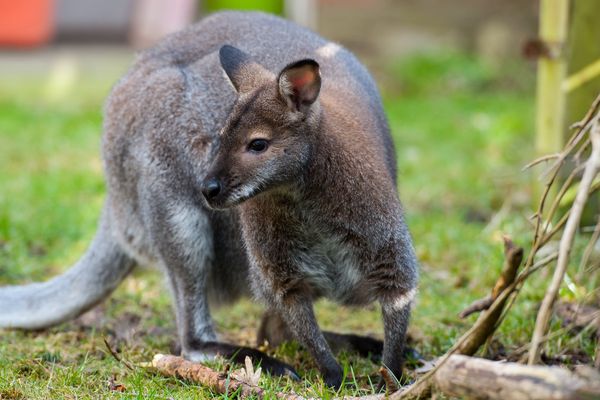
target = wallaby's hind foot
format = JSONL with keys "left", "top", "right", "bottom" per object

{"left": 257, "top": 310, "right": 384, "bottom": 361}
{"left": 323, "top": 332, "right": 384, "bottom": 361}
{"left": 185, "top": 341, "right": 299, "bottom": 379}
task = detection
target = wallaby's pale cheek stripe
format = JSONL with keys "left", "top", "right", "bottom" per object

{"left": 387, "top": 287, "right": 417, "bottom": 311}
{"left": 316, "top": 42, "right": 341, "bottom": 59}
{"left": 232, "top": 184, "right": 260, "bottom": 202}
{"left": 228, "top": 175, "right": 268, "bottom": 204}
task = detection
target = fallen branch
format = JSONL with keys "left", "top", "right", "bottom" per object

{"left": 459, "top": 236, "right": 523, "bottom": 319}
{"left": 378, "top": 366, "right": 399, "bottom": 393}
{"left": 152, "top": 354, "right": 275, "bottom": 398}
{"left": 103, "top": 337, "right": 134, "bottom": 371}
{"left": 456, "top": 237, "right": 523, "bottom": 355}
{"left": 435, "top": 355, "right": 600, "bottom": 400}
{"left": 150, "top": 354, "right": 380, "bottom": 400}
{"left": 391, "top": 251, "right": 557, "bottom": 399}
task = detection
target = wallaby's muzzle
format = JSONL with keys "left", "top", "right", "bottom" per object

{"left": 201, "top": 177, "right": 221, "bottom": 200}
{"left": 200, "top": 176, "right": 228, "bottom": 209}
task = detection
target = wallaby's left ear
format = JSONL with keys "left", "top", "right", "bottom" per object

{"left": 220, "top": 45, "right": 270, "bottom": 94}
{"left": 278, "top": 59, "right": 321, "bottom": 113}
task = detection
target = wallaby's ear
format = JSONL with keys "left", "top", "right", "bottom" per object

{"left": 219, "top": 45, "right": 269, "bottom": 93}
{"left": 278, "top": 59, "right": 321, "bottom": 113}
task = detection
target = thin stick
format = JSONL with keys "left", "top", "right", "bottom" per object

{"left": 578, "top": 215, "right": 600, "bottom": 280}
{"left": 522, "top": 153, "right": 561, "bottom": 171}
{"left": 573, "top": 136, "right": 591, "bottom": 165}
{"left": 540, "top": 95, "right": 600, "bottom": 181}
{"left": 566, "top": 92, "right": 600, "bottom": 147}
{"left": 103, "top": 337, "right": 134, "bottom": 371}
{"left": 528, "top": 119, "right": 600, "bottom": 365}
{"left": 539, "top": 164, "right": 585, "bottom": 239}
{"left": 458, "top": 237, "right": 523, "bottom": 320}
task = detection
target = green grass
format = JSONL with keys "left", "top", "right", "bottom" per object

{"left": 0, "top": 51, "right": 597, "bottom": 399}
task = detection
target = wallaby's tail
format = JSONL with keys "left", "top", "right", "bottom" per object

{"left": 0, "top": 206, "right": 135, "bottom": 329}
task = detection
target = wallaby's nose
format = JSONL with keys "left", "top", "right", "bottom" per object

{"left": 202, "top": 178, "right": 222, "bottom": 200}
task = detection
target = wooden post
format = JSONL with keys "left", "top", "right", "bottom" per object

{"left": 284, "top": 0, "right": 317, "bottom": 30}
{"left": 564, "top": 0, "right": 600, "bottom": 224}
{"left": 564, "top": 0, "right": 600, "bottom": 120}
{"left": 534, "top": 0, "right": 570, "bottom": 159}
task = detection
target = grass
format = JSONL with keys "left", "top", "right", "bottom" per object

{"left": 0, "top": 50, "right": 597, "bottom": 399}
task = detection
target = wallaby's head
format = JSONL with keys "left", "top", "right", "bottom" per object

{"left": 201, "top": 45, "right": 321, "bottom": 209}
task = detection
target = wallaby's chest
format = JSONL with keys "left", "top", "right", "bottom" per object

{"left": 289, "top": 220, "right": 374, "bottom": 304}
{"left": 243, "top": 198, "right": 377, "bottom": 305}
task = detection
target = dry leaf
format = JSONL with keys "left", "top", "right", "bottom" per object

{"left": 108, "top": 374, "right": 127, "bottom": 392}
{"left": 231, "top": 356, "right": 262, "bottom": 386}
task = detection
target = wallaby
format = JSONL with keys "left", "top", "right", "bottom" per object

{"left": 0, "top": 11, "right": 418, "bottom": 389}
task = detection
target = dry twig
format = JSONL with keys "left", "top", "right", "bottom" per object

{"left": 578, "top": 216, "right": 600, "bottom": 280}
{"left": 378, "top": 366, "right": 399, "bottom": 393}
{"left": 459, "top": 236, "right": 523, "bottom": 319}
{"left": 529, "top": 118, "right": 600, "bottom": 365}
{"left": 103, "top": 337, "right": 134, "bottom": 371}
{"left": 456, "top": 238, "right": 523, "bottom": 355}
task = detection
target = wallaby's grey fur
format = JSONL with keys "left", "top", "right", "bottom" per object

{"left": 0, "top": 11, "right": 418, "bottom": 388}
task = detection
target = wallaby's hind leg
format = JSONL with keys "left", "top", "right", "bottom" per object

{"left": 152, "top": 202, "right": 298, "bottom": 378}
{"left": 257, "top": 310, "right": 383, "bottom": 361}
{"left": 167, "top": 269, "right": 299, "bottom": 378}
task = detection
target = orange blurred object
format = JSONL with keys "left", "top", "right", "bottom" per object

{"left": 0, "top": 0, "right": 54, "bottom": 47}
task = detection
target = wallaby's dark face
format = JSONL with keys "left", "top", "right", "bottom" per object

{"left": 201, "top": 46, "right": 321, "bottom": 209}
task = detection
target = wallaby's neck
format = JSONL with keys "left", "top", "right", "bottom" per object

{"left": 302, "top": 101, "right": 402, "bottom": 235}
{"left": 240, "top": 97, "right": 402, "bottom": 243}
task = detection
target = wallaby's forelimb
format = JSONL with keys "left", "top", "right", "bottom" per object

{"left": 381, "top": 301, "right": 412, "bottom": 382}
{"left": 276, "top": 299, "right": 343, "bottom": 388}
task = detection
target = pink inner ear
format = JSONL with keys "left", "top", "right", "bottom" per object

{"left": 290, "top": 71, "right": 314, "bottom": 90}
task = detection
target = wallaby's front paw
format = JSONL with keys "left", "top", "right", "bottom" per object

{"left": 323, "top": 367, "right": 344, "bottom": 389}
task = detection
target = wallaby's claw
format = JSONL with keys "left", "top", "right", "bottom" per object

{"left": 259, "top": 358, "right": 300, "bottom": 380}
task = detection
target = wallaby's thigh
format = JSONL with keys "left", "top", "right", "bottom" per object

{"left": 142, "top": 194, "right": 299, "bottom": 376}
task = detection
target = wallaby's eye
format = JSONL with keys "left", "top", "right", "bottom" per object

{"left": 247, "top": 139, "right": 269, "bottom": 153}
